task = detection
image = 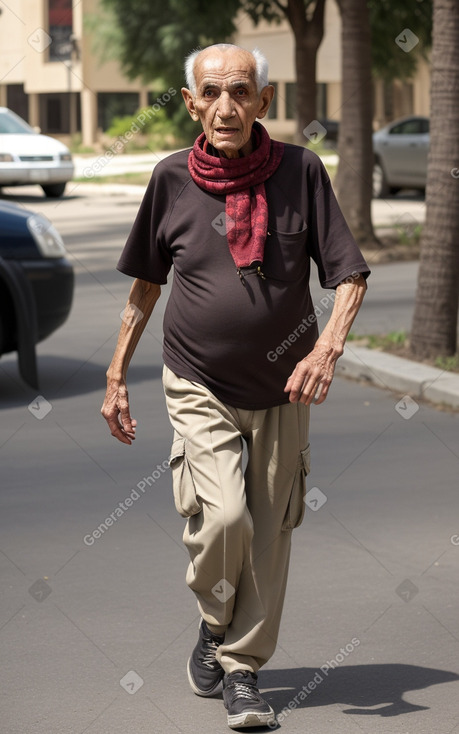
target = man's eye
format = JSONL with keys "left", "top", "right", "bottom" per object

{"left": 204, "top": 90, "right": 216, "bottom": 97}
{"left": 236, "top": 89, "right": 247, "bottom": 96}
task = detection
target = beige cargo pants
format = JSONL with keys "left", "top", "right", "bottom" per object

{"left": 163, "top": 365, "right": 310, "bottom": 674}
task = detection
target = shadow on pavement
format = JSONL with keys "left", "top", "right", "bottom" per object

{"left": 0, "top": 190, "right": 82, "bottom": 204}
{"left": 259, "top": 664, "right": 458, "bottom": 719}
{"left": 0, "top": 356, "right": 163, "bottom": 408}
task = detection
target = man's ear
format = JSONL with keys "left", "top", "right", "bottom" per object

{"left": 181, "top": 88, "right": 199, "bottom": 121}
{"left": 256, "top": 85, "right": 275, "bottom": 120}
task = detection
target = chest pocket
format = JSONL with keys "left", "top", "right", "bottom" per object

{"left": 262, "top": 226, "right": 309, "bottom": 282}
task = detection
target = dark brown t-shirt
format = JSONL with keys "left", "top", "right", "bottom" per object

{"left": 117, "top": 143, "right": 370, "bottom": 409}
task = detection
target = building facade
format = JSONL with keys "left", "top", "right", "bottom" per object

{"left": 0, "top": 0, "right": 431, "bottom": 146}
{"left": 0, "top": 0, "right": 148, "bottom": 145}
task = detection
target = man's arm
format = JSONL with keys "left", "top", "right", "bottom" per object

{"left": 284, "top": 273, "right": 367, "bottom": 405}
{"left": 101, "top": 278, "right": 161, "bottom": 444}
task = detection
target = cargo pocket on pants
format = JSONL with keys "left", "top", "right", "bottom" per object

{"left": 169, "top": 437, "right": 202, "bottom": 518}
{"left": 282, "top": 443, "right": 311, "bottom": 531}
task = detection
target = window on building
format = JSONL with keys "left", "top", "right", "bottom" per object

{"left": 98, "top": 93, "right": 140, "bottom": 132}
{"left": 6, "top": 85, "right": 29, "bottom": 122}
{"left": 285, "top": 82, "right": 296, "bottom": 120}
{"left": 47, "top": 98, "right": 62, "bottom": 132}
{"left": 48, "top": 0, "right": 73, "bottom": 61}
{"left": 285, "top": 82, "right": 328, "bottom": 120}
{"left": 267, "top": 82, "right": 278, "bottom": 119}
{"left": 316, "top": 83, "right": 327, "bottom": 120}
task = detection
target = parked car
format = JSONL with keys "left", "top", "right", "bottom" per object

{"left": 0, "top": 107, "right": 74, "bottom": 198}
{"left": 373, "top": 115, "right": 429, "bottom": 197}
{"left": 0, "top": 201, "right": 74, "bottom": 388}
{"left": 318, "top": 118, "right": 339, "bottom": 145}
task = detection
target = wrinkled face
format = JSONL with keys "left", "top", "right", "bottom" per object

{"left": 182, "top": 47, "right": 273, "bottom": 158}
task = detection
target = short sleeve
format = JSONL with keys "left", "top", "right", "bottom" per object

{"left": 308, "top": 166, "right": 370, "bottom": 289}
{"left": 116, "top": 166, "right": 173, "bottom": 285}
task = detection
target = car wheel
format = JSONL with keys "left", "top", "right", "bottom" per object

{"left": 41, "top": 182, "right": 67, "bottom": 198}
{"left": 372, "top": 162, "right": 390, "bottom": 198}
{"left": 0, "top": 287, "right": 16, "bottom": 354}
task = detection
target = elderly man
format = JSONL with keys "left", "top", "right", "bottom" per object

{"left": 102, "top": 44, "right": 369, "bottom": 730}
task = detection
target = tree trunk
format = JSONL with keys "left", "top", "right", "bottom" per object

{"left": 334, "top": 0, "right": 377, "bottom": 246}
{"left": 294, "top": 41, "right": 320, "bottom": 143}
{"left": 410, "top": 0, "right": 459, "bottom": 359}
{"left": 286, "top": 0, "right": 326, "bottom": 144}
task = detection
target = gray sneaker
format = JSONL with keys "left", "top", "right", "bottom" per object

{"left": 223, "top": 670, "right": 276, "bottom": 729}
{"left": 187, "top": 619, "right": 225, "bottom": 697}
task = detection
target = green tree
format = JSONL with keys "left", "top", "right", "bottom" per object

{"left": 244, "top": 0, "right": 326, "bottom": 144}
{"left": 98, "top": 0, "right": 326, "bottom": 145}
{"left": 368, "top": 0, "right": 432, "bottom": 83}
{"left": 99, "top": 0, "right": 241, "bottom": 90}
{"left": 94, "top": 0, "right": 242, "bottom": 140}
{"left": 410, "top": 0, "right": 459, "bottom": 358}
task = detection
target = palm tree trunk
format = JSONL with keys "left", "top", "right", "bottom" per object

{"left": 334, "top": 0, "right": 377, "bottom": 246}
{"left": 286, "top": 0, "right": 326, "bottom": 144}
{"left": 410, "top": 0, "right": 459, "bottom": 358}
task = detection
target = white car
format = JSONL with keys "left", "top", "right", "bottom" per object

{"left": 0, "top": 107, "right": 74, "bottom": 198}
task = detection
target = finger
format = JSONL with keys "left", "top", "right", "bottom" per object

{"left": 119, "top": 415, "right": 136, "bottom": 441}
{"left": 118, "top": 402, "right": 135, "bottom": 435}
{"left": 289, "top": 367, "right": 318, "bottom": 403}
{"left": 313, "top": 382, "right": 327, "bottom": 405}
{"left": 284, "top": 372, "right": 295, "bottom": 392}
{"left": 312, "top": 374, "right": 333, "bottom": 405}
{"left": 106, "top": 417, "right": 134, "bottom": 445}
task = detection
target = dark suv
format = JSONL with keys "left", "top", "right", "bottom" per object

{"left": 0, "top": 200, "right": 74, "bottom": 388}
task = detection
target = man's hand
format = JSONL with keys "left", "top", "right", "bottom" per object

{"left": 284, "top": 340, "right": 341, "bottom": 405}
{"left": 101, "top": 378, "right": 137, "bottom": 445}
{"left": 101, "top": 280, "right": 161, "bottom": 444}
{"left": 284, "top": 273, "right": 367, "bottom": 405}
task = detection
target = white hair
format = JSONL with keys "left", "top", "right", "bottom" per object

{"left": 184, "top": 44, "right": 269, "bottom": 96}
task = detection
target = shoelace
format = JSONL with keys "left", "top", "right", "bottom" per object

{"left": 201, "top": 637, "right": 221, "bottom": 669}
{"left": 229, "top": 680, "right": 260, "bottom": 702}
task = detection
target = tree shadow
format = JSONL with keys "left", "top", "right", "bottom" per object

{"left": 0, "top": 189, "right": 83, "bottom": 204}
{"left": 0, "top": 356, "right": 163, "bottom": 408}
{"left": 258, "top": 664, "right": 458, "bottom": 723}
{"left": 378, "top": 190, "right": 425, "bottom": 201}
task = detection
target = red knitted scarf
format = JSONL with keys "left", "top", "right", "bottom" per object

{"left": 188, "top": 122, "right": 284, "bottom": 272}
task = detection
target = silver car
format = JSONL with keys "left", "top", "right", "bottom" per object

{"left": 373, "top": 116, "right": 429, "bottom": 198}
{"left": 0, "top": 107, "right": 74, "bottom": 198}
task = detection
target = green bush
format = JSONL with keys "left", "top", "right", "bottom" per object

{"left": 105, "top": 106, "right": 180, "bottom": 151}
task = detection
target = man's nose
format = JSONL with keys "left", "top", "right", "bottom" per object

{"left": 217, "top": 91, "right": 235, "bottom": 119}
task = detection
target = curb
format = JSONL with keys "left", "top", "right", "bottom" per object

{"left": 337, "top": 346, "right": 459, "bottom": 410}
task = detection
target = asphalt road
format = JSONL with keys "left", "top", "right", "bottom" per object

{"left": 0, "top": 187, "right": 458, "bottom": 734}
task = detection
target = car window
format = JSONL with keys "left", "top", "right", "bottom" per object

{"left": 0, "top": 111, "right": 33, "bottom": 134}
{"left": 420, "top": 119, "right": 430, "bottom": 134}
{"left": 389, "top": 119, "right": 424, "bottom": 135}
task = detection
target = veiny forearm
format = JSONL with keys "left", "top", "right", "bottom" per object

{"left": 315, "top": 274, "right": 367, "bottom": 356}
{"left": 107, "top": 279, "right": 161, "bottom": 381}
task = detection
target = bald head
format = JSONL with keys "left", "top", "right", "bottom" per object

{"left": 181, "top": 43, "right": 274, "bottom": 159}
{"left": 185, "top": 44, "right": 269, "bottom": 97}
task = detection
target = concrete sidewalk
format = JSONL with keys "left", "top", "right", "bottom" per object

{"left": 338, "top": 346, "right": 459, "bottom": 410}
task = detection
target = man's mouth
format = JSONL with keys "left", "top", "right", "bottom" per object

{"left": 215, "top": 127, "right": 239, "bottom": 135}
